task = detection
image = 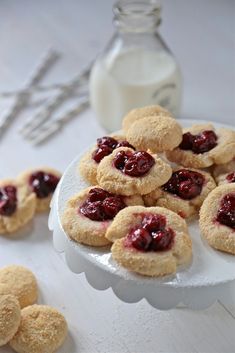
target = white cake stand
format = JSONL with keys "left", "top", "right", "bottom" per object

{"left": 49, "top": 120, "right": 235, "bottom": 310}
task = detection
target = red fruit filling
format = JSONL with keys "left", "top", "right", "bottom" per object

{"left": 163, "top": 169, "right": 205, "bottom": 200}
{"left": 179, "top": 130, "right": 217, "bottom": 154}
{"left": 29, "top": 171, "right": 60, "bottom": 199}
{"left": 216, "top": 193, "right": 235, "bottom": 229}
{"left": 92, "top": 136, "right": 135, "bottom": 163}
{"left": 113, "top": 151, "right": 155, "bottom": 177}
{"left": 226, "top": 172, "right": 235, "bottom": 183}
{"left": 125, "top": 213, "right": 174, "bottom": 251}
{"left": 79, "top": 187, "right": 126, "bottom": 221}
{"left": 0, "top": 185, "right": 17, "bottom": 216}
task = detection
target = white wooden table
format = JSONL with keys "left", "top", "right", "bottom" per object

{"left": 0, "top": 1, "right": 234, "bottom": 352}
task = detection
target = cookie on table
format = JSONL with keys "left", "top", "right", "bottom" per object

{"left": 10, "top": 305, "right": 67, "bottom": 353}
{"left": 0, "top": 265, "right": 38, "bottom": 308}
{"left": 79, "top": 134, "right": 135, "bottom": 185}
{"left": 17, "top": 167, "right": 61, "bottom": 212}
{"left": 144, "top": 168, "right": 216, "bottom": 219}
{"left": 62, "top": 186, "right": 143, "bottom": 246}
{"left": 97, "top": 147, "right": 172, "bottom": 196}
{"left": 126, "top": 115, "right": 183, "bottom": 153}
{"left": 122, "top": 105, "right": 170, "bottom": 132}
{"left": 0, "top": 178, "right": 36, "bottom": 234}
{"left": 0, "top": 295, "right": 21, "bottom": 346}
{"left": 166, "top": 123, "right": 235, "bottom": 168}
{"left": 213, "top": 159, "right": 235, "bottom": 185}
{"left": 106, "top": 206, "right": 192, "bottom": 277}
{"left": 199, "top": 183, "right": 235, "bottom": 254}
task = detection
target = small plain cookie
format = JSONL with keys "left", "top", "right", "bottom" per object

{"left": 166, "top": 124, "right": 235, "bottom": 168}
{"left": 0, "top": 265, "right": 38, "bottom": 308}
{"left": 144, "top": 168, "right": 216, "bottom": 219}
{"left": 126, "top": 115, "right": 183, "bottom": 153}
{"left": 107, "top": 206, "right": 192, "bottom": 277}
{"left": 79, "top": 134, "right": 134, "bottom": 185}
{"left": 17, "top": 167, "right": 61, "bottom": 212}
{"left": 199, "top": 184, "right": 235, "bottom": 254}
{"left": 10, "top": 305, "right": 68, "bottom": 353}
{"left": 97, "top": 147, "right": 172, "bottom": 196}
{"left": 62, "top": 186, "right": 143, "bottom": 246}
{"left": 0, "top": 178, "right": 36, "bottom": 234}
{"left": 0, "top": 295, "right": 21, "bottom": 346}
{"left": 122, "top": 105, "right": 170, "bottom": 132}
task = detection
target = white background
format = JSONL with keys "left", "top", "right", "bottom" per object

{"left": 0, "top": 1, "right": 234, "bottom": 352}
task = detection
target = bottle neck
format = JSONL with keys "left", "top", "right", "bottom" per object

{"left": 113, "top": 0, "right": 161, "bottom": 33}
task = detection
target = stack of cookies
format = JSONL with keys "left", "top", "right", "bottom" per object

{"left": 0, "top": 167, "right": 61, "bottom": 235}
{"left": 0, "top": 265, "right": 67, "bottom": 353}
{"left": 62, "top": 105, "right": 235, "bottom": 277}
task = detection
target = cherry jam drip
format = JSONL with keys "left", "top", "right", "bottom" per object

{"left": 124, "top": 213, "right": 174, "bottom": 252}
{"left": 216, "top": 193, "right": 235, "bottom": 229}
{"left": 179, "top": 130, "right": 217, "bottom": 154}
{"left": 92, "top": 136, "right": 135, "bottom": 163}
{"left": 113, "top": 151, "right": 155, "bottom": 177}
{"left": 0, "top": 185, "right": 17, "bottom": 216}
{"left": 80, "top": 187, "right": 126, "bottom": 221}
{"left": 226, "top": 172, "right": 235, "bottom": 183}
{"left": 163, "top": 169, "right": 205, "bottom": 200}
{"left": 29, "top": 171, "right": 60, "bottom": 199}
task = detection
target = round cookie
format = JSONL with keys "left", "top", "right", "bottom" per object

{"left": 0, "top": 295, "right": 21, "bottom": 346}
{"left": 79, "top": 134, "right": 134, "bottom": 185}
{"left": 97, "top": 147, "right": 172, "bottom": 196}
{"left": 0, "top": 265, "right": 38, "bottom": 308}
{"left": 166, "top": 123, "right": 235, "bottom": 168}
{"left": 62, "top": 186, "right": 144, "bottom": 246}
{"left": 122, "top": 105, "right": 170, "bottom": 132}
{"left": 10, "top": 304, "right": 67, "bottom": 353}
{"left": 199, "top": 183, "right": 235, "bottom": 254}
{"left": 126, "top": 115, "right": 183, "bottom": 153}
{"left": 0, "top": 178, "right": 36, "bottom": 234}
{"left": 106, "top": 206, "right": 192, "bottom": 277}
{"left": 17, "top": 167, "right": 61, "bottom": 212}
{"left": 144, "top": 168, "right": 216, "bottom": 219}
{"left": 213, "top": 159, "right": 235, "bottom": 185}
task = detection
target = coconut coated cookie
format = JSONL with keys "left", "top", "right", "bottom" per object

{"left": 79, "top": 134, "right": 135, "bottom": 185}
{"left": 97, "top": 147, "right": 172, "bottom": 196}
{"left": 144, "top": 168, "right": 216, "bottom": 219}
{"left": 0, "top": 295, "right": 21, "bottom": 346}
{"left": 126, "top": 115, "right": 183, "bottom": 153}
{"left": 122, "top": 105, "right": 170, "bottom": 132}
{"left": 199, "top": 183, "right": 235, "bottom": 254}
{"left": 62, "top": 186, "right": 143, "bottom": 246}
{"left": 0, "top": 178, "right": 36, "bottom": 234}
{"left": 166, "top": 123, "right": 235, "bottom": 168}
{"left": 0, "top": 265, "right": 38, "bottom": 308}
{"left": 10, "top": 305, "right": 67, "bottom": 353}
{"left": 17, "top": 167, "right": 61, "bottom": 212}
{"left": 106, "top": 206, "right": 192, "bottom": 276}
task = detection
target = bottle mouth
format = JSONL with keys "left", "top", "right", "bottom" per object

{"left": 113, "top": 0, "right": 161, "bottom": 32}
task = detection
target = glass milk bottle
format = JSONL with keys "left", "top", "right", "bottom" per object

{"left": 89, "top": 0, "right": 182, "bottom": 132}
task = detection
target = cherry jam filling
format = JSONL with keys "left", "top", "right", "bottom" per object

{"left": 92, "top": 136, "right": 135, "bottom": 163}
{"left": 124, "top": 213, "right": 174, "bottom": 252}
{"left": 226, "top": 172, "right": 235, "bottom": 183}
{"left": 162, "top": 169, "right": 205, "bottom": 200}
{"left": 79, "top": 187, "right": 126, "bottom": 221}
{"left": 0, "top": 185, "right": 17, "bottom": 216}
{"left": 179, "top": 130, "right": 217, "bottom": 154}
{"left": 216, "top": 193, "right": 235, "bottom": 229}
{"left": 113, "top": 151, "right": 155, "bottom": 177}
{"left": 29, "top": 171, "right": 60, "bottom": 199}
